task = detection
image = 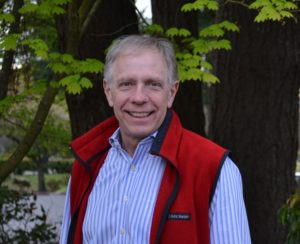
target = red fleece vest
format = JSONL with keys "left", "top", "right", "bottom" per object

{"left": 67, "top": 110, "right": 228, "bottom": 244}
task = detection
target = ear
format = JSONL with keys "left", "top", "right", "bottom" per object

{"left": 167, "top": 81, "right": 179, "bottom": 108}
{"left": 103, "top": 80, "right": 113, "bottom": 107}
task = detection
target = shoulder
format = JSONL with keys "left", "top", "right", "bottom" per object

{"left": 179, "top": 129, "right": 227, "bottom": 159}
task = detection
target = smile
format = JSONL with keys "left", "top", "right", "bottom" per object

{"left": 128, "top": 111, "right": 152, "bottom": 118}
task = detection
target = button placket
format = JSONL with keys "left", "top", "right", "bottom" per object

{"left": 131, "top": 164, "right": 137, "bottom": 172}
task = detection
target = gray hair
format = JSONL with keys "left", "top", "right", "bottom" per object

{"left": 103, "top": 35, "right": 178, "bottom": 85}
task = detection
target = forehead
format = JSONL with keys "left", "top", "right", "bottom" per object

{"left": 112, "top": 48, "right": 168, "bottom": 80}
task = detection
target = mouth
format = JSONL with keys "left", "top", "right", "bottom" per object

{"left": 127, "top": 111, "right": 153, "bottom": 118}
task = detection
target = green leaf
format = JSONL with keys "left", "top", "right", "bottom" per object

{"left": 200, "top": 60, "right": 213, "bottom": 70}
{"left": 0, "top": 34, "right": 21, "bottom": 51}
{"left": 48, "top": 63, "right": 66, "bottom": 74}
{"left": 166, "top": 27, "right": 179, "bottom": 37}
{"left": 19, "top": 3, "right": 39, "bottom": 14}
{"left": 181, "top": 58, "right": 198, "bottom": 68}
{"left": 209, "top": 39, "right": 231, "bottom": 50}
{"left": 180, "top": 55, "right": 202, "bottom": 68}
{"left": 280, "top": 10, "right": 294, "bottom": 18}
{"left": 207, "top": 1, "right": 219, "bottom": 11}
{"left": 192, "top": 39, "right": 210, "bottom": 54}
{"left": 185, "top": 68, "right": 203, "bottom": 80}
{"left": 22, "top": 39, "right": 49, "bottom": 60}
{"left": 51, "top": 6, "right": 66, "bottom": 15}
{"left": 200, "top": 24, "right": 224, "bottom": 37}
{"left": 284, "top": 2, "right": 298, "bottom": 10}
{"left": 219, "top": 21, "right": 239, "bottom": 32}
{"left": 61, "top": 54, "right": 74, "bottom": 63}
{"left": 254, "top": 11, "right": 267, "bottom": 22}
{"left": 145, "top": 24, "right": 164, "bottom": 35}
{"left": 202, "top": 72, "right": 220, "bottom": 83}
{"left": 59, "top": 74, "right": 80, "bottom": 87}
{"left": 181, "top": 3, "right": 195, "bottom": 12}
{"left": 66, "top": 82, "right": 82, "bottom": 95}
{"left": 79, "top": 77, "right": 93, "bottom": 89}
{"left": 178, "top": 28, "right": 192, "bottom": 37}
{"left": 79, "top": 59, "right": 104, "bottom": 73}
{"left": 250, "top": 0, "right": 297, "bottom": 22}
{"left": 249, "top": 0, "right": 267, "bottom": 10}
{"left": 49, "top": 52, "right": 61, "bottom": 60}
{"left": 0, "top": 13, "right": 15, "bottom": 23}
{"left": 181, "top": 0, "right": 219, "bottom": 12}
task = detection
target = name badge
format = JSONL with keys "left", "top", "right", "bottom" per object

{"left": 168, "top": 212, "right": 191, "bottom": 220}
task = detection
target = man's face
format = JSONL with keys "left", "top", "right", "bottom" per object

{"left": 103, "top": 49, "right": 178, "bottom": 148}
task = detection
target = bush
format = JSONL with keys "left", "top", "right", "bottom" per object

{"left": 279, "top": 189, "right": 300, "bottom": 244}
{"left": 12, "top": 160, "right": 72, "bottom": 175}
{"left": 47, "top": 178, "right": 61, "bottom": 192}
{"left": 48, "top": 161, "right": 72, "bottom": 174}
{"left": 0, "top": 186, "right": 58, "bottom": 243}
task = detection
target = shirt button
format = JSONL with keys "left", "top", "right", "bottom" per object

{"left": 124, "top": 196, "right": 129, "bottom": 202}
{"left": 131, "top": 164, "right": 136, "bottom": 172}
{"left": 120, "top": 228, "right": 125, "bottom": 235}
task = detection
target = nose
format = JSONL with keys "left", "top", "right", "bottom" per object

{"left": 131, "top": 84, "right": 148, "bottom": 104}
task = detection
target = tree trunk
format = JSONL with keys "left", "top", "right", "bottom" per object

{"left": 211, "top": 4, "right": 300, "bottom": 243}
{"left": 37, "top": 159, "right": 47, "bottom": 192}
{"left": 152, "top": 0, "right": 206, "bottom": 135}
{"left": 65, "top": 0, "right": 139, "bottom": 138}
{"left": 0, "top": 0, "right": 100, "bottom": 183}
{"left": 0, "top": 0, "right": 24, "bottom": 100}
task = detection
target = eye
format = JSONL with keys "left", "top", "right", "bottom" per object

{"left": 119, "top": 81, "right": 133, "bottom": 88}
{"left": 146, "top": 80, "right": 163, "bottom": 88}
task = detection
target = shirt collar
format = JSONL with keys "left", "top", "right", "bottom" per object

{"left": 109, "top": 128, "right": 157, "bottom": 149}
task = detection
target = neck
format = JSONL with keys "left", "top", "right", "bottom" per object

{"left": 120, "top": 136, "right": 140, "bottom": 157}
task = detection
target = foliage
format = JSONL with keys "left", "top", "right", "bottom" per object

{"left": 0, "top": 91, "right": 72, "bottom": 162}
{"left": 19, "top": 0, "right": 71, "bottom": 18}
{"left": 181, "top": 0, "right": 219, "bottom": 12}
{"left": 279, "top": 188, "right": 300, "bottom": 244}
{"left": 182, "top": 0, "right": 298, "bottom": 22}
{"left": 144, "top": 0, "right": 297, "bottom": 84}
{"left": 8, "top": 160, "right": 72, "bottom": 175}
{"left": 249, "top": 0, "right": 298, "bottom": 22}
{"left": 145, "top": 20, "right": 239, "bottom": 84}
{"left": 48, "top": 53, "right": 104, "bottom": 94}
{"left": 0, "top": 186, "right": 58, "bottom": 243}
{"left": 3, "top": 173, "right": 70, "bottom": 193}
{"left": 0, "top": 0, "right": 104, "bottom": 97}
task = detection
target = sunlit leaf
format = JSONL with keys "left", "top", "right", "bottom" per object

{"left": 202, "top": 72, "right": 220, "bottom": 83}
{"left": 79, "top": 77, "right": 93, "bottom": 89}
{"left": 66, "top": 82, "right": 82, "bottom": 95}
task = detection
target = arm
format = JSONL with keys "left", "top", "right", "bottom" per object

{"left": 59, "top": 178, "right": 71, "bottom": 244}
{"left": 209, "top": 157, "right": 251, "bottom": 243}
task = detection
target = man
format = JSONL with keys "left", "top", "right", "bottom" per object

{"left": 60, "top": 35, "right": 251, "bottom": 244}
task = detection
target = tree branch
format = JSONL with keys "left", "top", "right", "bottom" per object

{"left": 223, "top": 0, "right": 249, "bottom": 8}
{"left": 2, "top": 116, "right": 27, "bottom": 131}
{"left": 128, "top": 0, "right": 150, "bottom": 26}
{"left": 0, "top": 85, "right": 58, "bottom": 184}
{"left": 79, "top": 0, "right": 102, "bottom": 44}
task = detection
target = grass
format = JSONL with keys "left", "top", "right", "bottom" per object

{"left": 3, "top": 173, "right": 70, "bottom": 193}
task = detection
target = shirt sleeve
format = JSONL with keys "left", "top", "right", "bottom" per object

{"left": 209, "top": 157, "right": 251, "bottom": 244}
{"left": 59, "top": 177, "right": 71, "bottom": 244}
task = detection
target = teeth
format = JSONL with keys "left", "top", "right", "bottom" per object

{"left": 129, "top": 112, "right": 150, "bottom": 118}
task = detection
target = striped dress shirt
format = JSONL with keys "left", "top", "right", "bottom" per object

{"left": 60, "top": 129, "right": 251, "bottom": 244}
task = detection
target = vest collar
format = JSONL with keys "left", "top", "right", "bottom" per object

{"left": 69, "top": 109, "right": 183, "bottom": 168}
